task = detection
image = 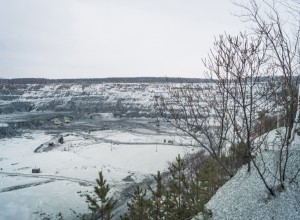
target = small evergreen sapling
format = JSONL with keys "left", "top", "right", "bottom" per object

{"left": 185, "top": 170, "right": 205, "bottom": 215}
{"left": 161, "top": 190, "right": 175, "bottom": 220}
{"left": 86, "top": 171, "right": 117, "bottom": 220}
{"left": 120, "top": 186, "right": 150, "bottom": 220}
{"left": 148, "top": 171, "right": 165, "bottom": 220}
{"left": 167, "top": 154, "right": 190, "bottom": 220}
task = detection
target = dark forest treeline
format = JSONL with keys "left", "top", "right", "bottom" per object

{"left": 0, "top": 76, "right": 294, "bottom": 85}
{"left": 0, "top": 77, "right": 212, "bottom": 85}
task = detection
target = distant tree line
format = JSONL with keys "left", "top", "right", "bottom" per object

{"left": 0, "top": 76, "right": 294, "bottom": 86}
{"left": 0, "top": 77, "right": 213, "bottom": 85}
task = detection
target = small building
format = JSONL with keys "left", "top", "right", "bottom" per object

{"left": 168, "top": 140, "right": 174, "bottom": 145}
{"left": 32, "top": 168, "right": 41, "bottom": 173}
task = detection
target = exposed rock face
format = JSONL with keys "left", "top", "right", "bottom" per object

{"left": 0, "top": 83, "right": 163, "bottom": 118}
{"left": 0, "top": 126, "right": 17, "bottom": 138}
{"left": 0, "top": 101, "right": 34, "bottom": 114}
{"left": 0, "top": 82, "right": 166, "bottom": 138}
{"left": 0, "top": 119, "right": 49, "bottom": 138}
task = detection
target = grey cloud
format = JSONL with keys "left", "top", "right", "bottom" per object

{"left": 0, "top": 0, "right": 244, "bottom": 79}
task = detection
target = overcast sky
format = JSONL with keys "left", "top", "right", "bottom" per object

{"left": 0, "top": 0, "right": 245, "bottom": 79}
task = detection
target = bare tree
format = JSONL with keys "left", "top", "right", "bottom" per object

{"left": 155, "top": 82, "right": 234, "bottom": 177}
{"left": 203, "top": 32, "right": 275, "bottom": 173}
{"left": 156, "top": 31, "right": 275, "bottom": 178}
{"left": 234, "top": 0, "right": 300, "bottom": 190}
{"left": 156, "top": 0, "right": 300, "bottom": 196}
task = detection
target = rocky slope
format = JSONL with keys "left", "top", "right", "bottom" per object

{"left": 0, "top": 82, "right": 172, "bottom": 138}
{"left": 0, "top": 83, "right": 166, "bottom": 117}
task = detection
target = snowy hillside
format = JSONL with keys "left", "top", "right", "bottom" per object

{"left": 203, "top": 129, "right": 300, "bottom": 220}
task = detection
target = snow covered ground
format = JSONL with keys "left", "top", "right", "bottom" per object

{"left": 203, "top": 128, "right": 300, "bottom": 220}
{"left": 0, "top": 128, "right": 195, "bottom": 220}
